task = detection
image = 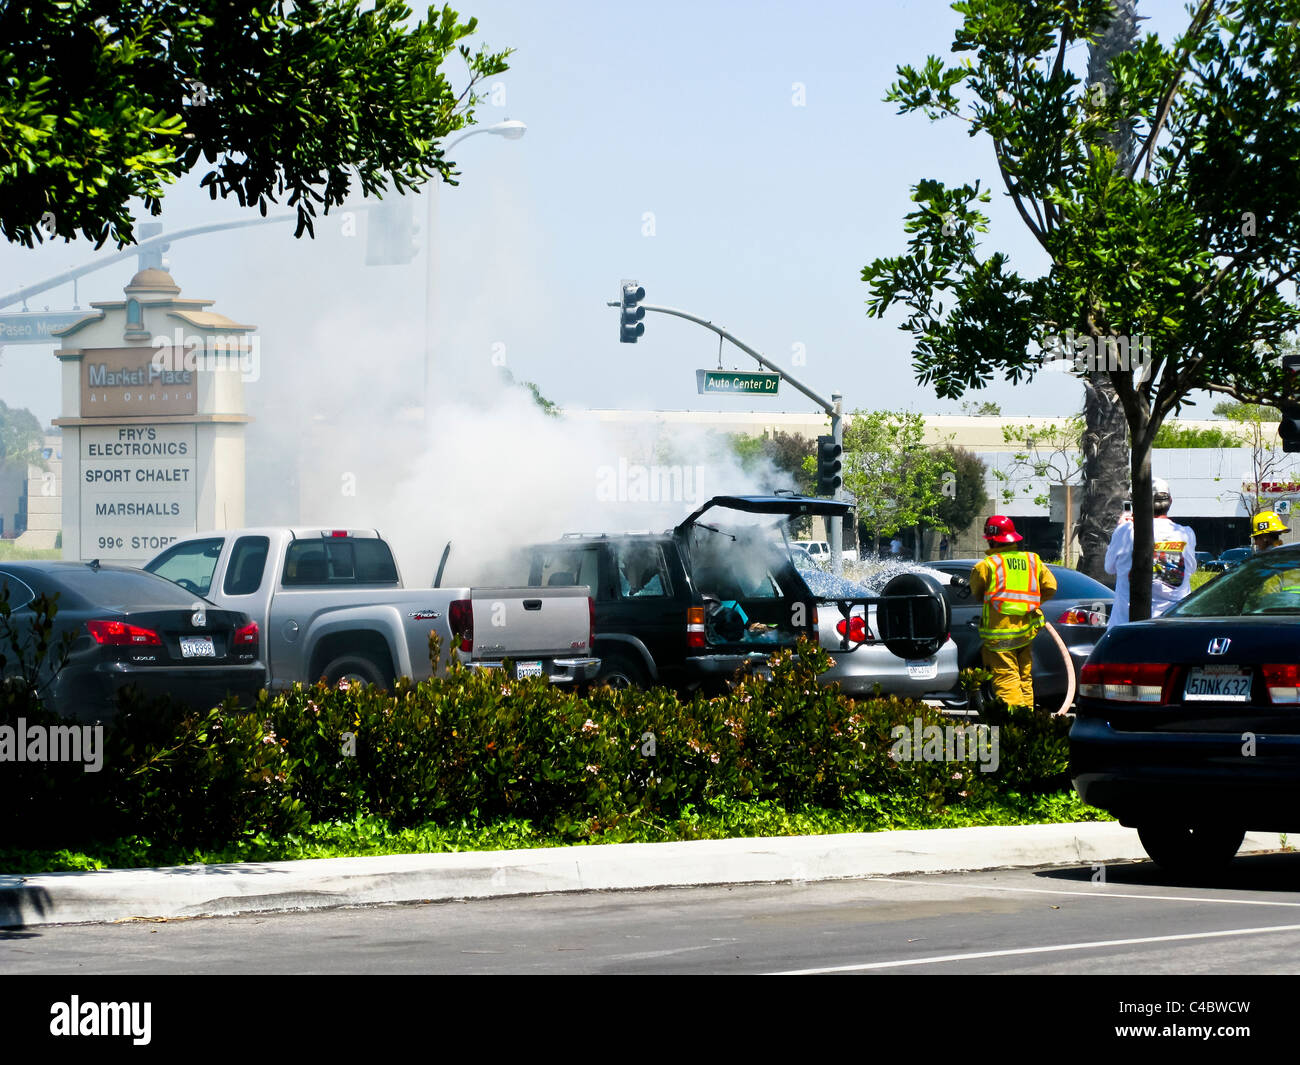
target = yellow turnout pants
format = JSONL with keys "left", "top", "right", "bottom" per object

{"left": 981, "top": 643, "right": 1035, "bottom": 708}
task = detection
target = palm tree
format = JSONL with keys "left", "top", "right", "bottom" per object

{"left": 1077, "top": 0, "right": 1140, "bottom": 579}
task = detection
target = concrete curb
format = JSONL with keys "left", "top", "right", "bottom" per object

{"left": 0, "top": 823, "right": 1289, "bottom": 928}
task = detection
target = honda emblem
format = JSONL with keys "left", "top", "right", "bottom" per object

{"left": 1208, "top": 637, "right": 1231, "bottom": 655}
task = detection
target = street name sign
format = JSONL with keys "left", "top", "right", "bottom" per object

{"left": 0, "top": 311, "right": 97, "bottom": 344}
{"left": 696, "top": 369, "right": 781, "bottom": 396}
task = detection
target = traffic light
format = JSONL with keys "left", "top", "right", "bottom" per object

{"left": 365, "top": 199, "right": 420, "bottom": 266}
{"left": 1282, "top": 354, "right": 1300, "bottom": 453}
{"left": 817, "top": 435, "right": 842, "bottom": 495}
{"left": 620, "top": 280, "right": 646, "bottom": 343}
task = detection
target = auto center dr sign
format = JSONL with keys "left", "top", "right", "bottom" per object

{"left": 54, "top": 268, "right": 253, "bottom": 563}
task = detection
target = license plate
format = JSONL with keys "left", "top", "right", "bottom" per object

{"left": 515, "top": 660, "right": 543, "bottom": 679}
{"left": 906, "top": 658, "right": 938, "bottom": 680}
{"left": 1184, "top": 665, "right": 1251, "bottom": 702}
{"left": 180, "top": 635, "right": 216, "bottom": 659}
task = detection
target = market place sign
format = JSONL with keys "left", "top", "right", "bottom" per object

{"left": 80, "top": 346, "right": 196, "bottom": 417}
{"left": 696, "top": 369, "right": 781, "bottom": 396}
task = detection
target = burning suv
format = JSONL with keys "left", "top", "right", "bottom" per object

{"left": 517, "top": 494, "right": 956, "bottom": 695}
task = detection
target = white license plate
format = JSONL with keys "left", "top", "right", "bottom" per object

{"left": 906, "top": 658, "right": 938, "bottom": 680}
{"left": 180, "top": 635, "right": 216, "bottom": 659}
{"left": 515, "top": 660, "right": 543, "bottom": 679}
{"left": 1184, "top": 666, "right": 1251, "bottom": 702}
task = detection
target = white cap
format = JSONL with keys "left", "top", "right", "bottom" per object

{"left": 1153, "top": 477, "right": 1172, "bottom": 499}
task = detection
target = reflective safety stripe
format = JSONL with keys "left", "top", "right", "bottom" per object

{"left": 980, "top": 551, "right": 1044, "bottom": 646}
{"left": 981, "top": 621, "right": 1042, "bottom": 651}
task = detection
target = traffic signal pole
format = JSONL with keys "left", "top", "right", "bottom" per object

{"left": 608, "top": 291, "right": 848, "bottom": 574}
{"left": 1282, "top": 354, "right": 1300, "bottom": 453}
{"left": 831, "top": 392, "right": 843, "bottom": 573}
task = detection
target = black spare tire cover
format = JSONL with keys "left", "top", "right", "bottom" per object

{"left": 878, "top": 571, "right": 950, "bottom": 660}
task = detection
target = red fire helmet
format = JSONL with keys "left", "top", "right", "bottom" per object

{"left": 983, "top": 515, "right": 1023, "bottom": 543}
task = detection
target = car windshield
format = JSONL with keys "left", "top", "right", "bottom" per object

{"left": 1166, "top": 549, "right": 1300, "bottom": 616}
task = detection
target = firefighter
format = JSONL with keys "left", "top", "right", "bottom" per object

{"left": 1251, "top": 509, "right": 1290, "bottom": 552}
{"left": 967, "top": 515, "right": 1057, "bottom": 710}
{"left": 1250, "top": 510, "right": 1300, "bottom": 599}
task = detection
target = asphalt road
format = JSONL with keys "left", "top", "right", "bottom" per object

{"left": 6, "top": 852, "right": 1300, "bottom": 976}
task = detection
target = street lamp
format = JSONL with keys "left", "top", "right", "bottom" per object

{"left": 424, "top": 119, "right": 527, "bottom": 414}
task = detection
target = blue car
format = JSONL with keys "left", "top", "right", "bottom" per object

{"left": 1202, "top": 547, "right": 1253, "bottom": 573}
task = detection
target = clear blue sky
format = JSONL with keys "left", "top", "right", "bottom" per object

{"left": 0, "top": 0, "right": 1197, "bottom": 428}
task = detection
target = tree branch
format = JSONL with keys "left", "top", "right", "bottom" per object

{"left": 992, "top": 140, "right": 1049, "bottom": 250}
{"left": 1129, "top": 0, "right": 1218, "bottom": 182}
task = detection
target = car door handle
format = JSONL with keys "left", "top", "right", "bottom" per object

{"left": 523, "top": 599, "right": 542, "bottom": 610}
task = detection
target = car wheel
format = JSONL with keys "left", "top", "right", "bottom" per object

{"left": 595, "top": 653, "right": 649, "bottom": 690}
{"left": 321, "top": 655, "right": 388, "bottom": 691}
{"left": 1136, "top": 822, "right": 1245, "bottom": 877}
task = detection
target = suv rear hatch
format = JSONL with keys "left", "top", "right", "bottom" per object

{"left": 676, "top": 495, "right": 845, "bottom": 654}
{"left": 676, "top": 494, "right": 949, "bottom": 661}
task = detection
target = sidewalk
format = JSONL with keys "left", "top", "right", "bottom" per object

{"left": 0, "top": 823, "right": 1288, "bottom": 928}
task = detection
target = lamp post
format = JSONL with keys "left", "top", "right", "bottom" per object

{"left": 423, "top": 119, "right": 527, "bottom": 416}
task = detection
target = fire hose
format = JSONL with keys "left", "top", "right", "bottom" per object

{"left": 949, "top": 575, "right": 1077, "bottom": 717}
{"left": 1041, "top": 620, "right": 1077, "bottom": 717}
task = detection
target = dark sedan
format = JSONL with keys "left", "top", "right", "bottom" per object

{"left": 1200, "top": 546, "right": 1252, "bottom": 573}
{"left": 1071, "top": 543, "right": 1300, "bottom": 874}
{"left": 925, "top": 559, "right": 1112, "bottom": 714}
{"left": 0, "top": 561, "right": 266, "bottom": 722}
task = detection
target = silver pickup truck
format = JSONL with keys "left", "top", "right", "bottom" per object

{"left": 142, "top": 528, "right": 599, "bottom": 689}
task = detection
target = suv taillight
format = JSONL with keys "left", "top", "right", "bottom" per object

{"left": 835, "top": 615, "right": 871, "bottom": 643}
{"left": 448, "top": 599, "right": 473, "bottom": 653}
{"left": 686, "top": 606, "right": 706, "bottom": 649}
{"left": 588, "top": 596, "right": 595, "bottom": 652}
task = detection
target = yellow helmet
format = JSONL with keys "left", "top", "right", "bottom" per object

{"left": 1252, "top": 510, "right": 1290, "bottom": 536}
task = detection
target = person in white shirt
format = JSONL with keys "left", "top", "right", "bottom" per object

{"left": 1104, "top": 477, "right": 1197, "bottom": 628}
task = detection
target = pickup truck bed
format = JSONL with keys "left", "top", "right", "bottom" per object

{"left": 144, "top": 528, "right": 598, "bottom": 689}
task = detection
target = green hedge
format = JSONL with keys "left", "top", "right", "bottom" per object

{"left": 1, "top": 638, "right": 1077, "bottom": 856}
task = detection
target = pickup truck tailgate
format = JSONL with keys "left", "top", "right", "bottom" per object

{"left": 469, "top": 586, "right": 594, "bottom": 658}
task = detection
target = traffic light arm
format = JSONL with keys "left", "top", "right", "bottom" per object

{"left": 0, "top": 202, "right": 398, "bottom": 311}
{"left": 606, "top": 300, "right": 836, "bottom": 416}
{"left": 607, "top": 293, "right": 847, "bottom": 573}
